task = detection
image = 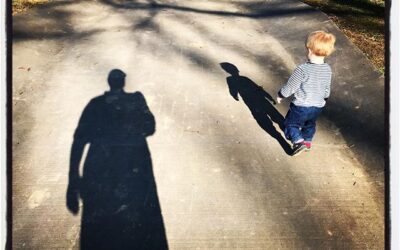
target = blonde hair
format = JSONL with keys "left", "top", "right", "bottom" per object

{"left": 306, "top": 31, "right": 336, "bottom": 57}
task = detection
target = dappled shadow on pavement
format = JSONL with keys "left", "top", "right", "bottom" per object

{"left": 66, "top": 69, "right": 168, "bottom": 249}
{"left": 13, "top": 1, "right": 104, "bottom": 42}
{"left": 221, "top": 62, "right": 292, "bottom": 155}
{"left": 99, "top": 0, "right": 317, "bottom": 18}
{"left": 13, "top": 0, "right": 318, "bottom": 42}
{"left": 11, "top": 0, "right": 384, "bottom": 247}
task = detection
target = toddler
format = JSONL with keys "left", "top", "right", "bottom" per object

{"left": 277, "top": 31, "right": 336, "bottom": 156}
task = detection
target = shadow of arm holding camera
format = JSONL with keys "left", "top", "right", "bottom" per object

{"left": 133, "top": 92, "right": 156, "bottom": 136}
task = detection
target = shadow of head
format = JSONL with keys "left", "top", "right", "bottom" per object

{"left": 220, "top": 62, "right": 239, "bottom": 76}
{"left": 108, "top": 69, "right": 126, "bottom": 90}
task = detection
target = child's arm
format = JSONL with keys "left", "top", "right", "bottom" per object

{"left": 324, "top": 84, "right": 331, "bottom": 101}
{"left": 277, "top": 67, "right": 304, "bottom": 103}
{"left": 276, "top": 92, "right": 284, "bottom": 104}
{"left": 324, "top": 74, "right": 332, "bottom": 101}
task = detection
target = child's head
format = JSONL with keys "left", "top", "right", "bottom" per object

{"left": 306, "top": 31, "right": 336, "bottom": 57}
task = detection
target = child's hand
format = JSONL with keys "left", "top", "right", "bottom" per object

{"left": 277, "top": 97, "right": 283, "bottom": 104}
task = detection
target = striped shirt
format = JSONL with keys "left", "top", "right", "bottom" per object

{"left": 279, "top": 62, "right": 332, "bottom": 108}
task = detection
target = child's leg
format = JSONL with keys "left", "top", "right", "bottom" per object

{"left": 301, "top": 107, "right": 322, "bottom": 142}
{"left": 302, "top": 119, "right": 317, "bottom": 142}
{"left": 284, "top": 104, "right": 305, "bottom": 144}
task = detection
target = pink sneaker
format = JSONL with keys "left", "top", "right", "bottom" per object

{"left": 303, "top": 141, "right": 312, "bottom": 151}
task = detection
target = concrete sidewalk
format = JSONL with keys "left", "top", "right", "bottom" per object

{"left": 12, "top": 0, "right": 384, "bottom": 249}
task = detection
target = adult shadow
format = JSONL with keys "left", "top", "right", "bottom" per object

{"left": 66, "top": 69, "right": 168, "bottom": 249}
{"left": 220, "top": 62, "right": 292, "bottom": 155}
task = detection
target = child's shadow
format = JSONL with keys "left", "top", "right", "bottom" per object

{"left": 220, "top": 62, "right": 292, "bottom": 155}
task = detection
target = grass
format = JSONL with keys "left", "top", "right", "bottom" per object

{"left": 300, "top": 0, "right": 385, "bottom": 73}
{"left": 12, "top": 0, "right": 49, "bottom": 15}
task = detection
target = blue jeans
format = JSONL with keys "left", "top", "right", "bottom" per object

{"left": 284, "top": 103, "right": 322, "bottom": 144}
